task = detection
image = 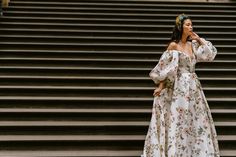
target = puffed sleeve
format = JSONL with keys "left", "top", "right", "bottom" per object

{"left": 149, "top": 50, "right": 179, "bottom": 87}
{"left": 192, "top": 38, "right": 217, "bottom": 63}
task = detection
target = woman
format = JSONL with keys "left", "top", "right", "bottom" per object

{"left": 141, "top": 13, "right": 220, "bottom": 157}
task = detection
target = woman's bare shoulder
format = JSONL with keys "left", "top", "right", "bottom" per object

{"left": 167, "top": 42, "right": 178, "bottom": 51}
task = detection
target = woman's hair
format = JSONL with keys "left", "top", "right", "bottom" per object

{"left": 166, "top": 13, "right": 192, "bottom": 48}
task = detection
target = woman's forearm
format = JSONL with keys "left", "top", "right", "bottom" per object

{"left": 158, "top": 80, "right": 165, "bottom": 88}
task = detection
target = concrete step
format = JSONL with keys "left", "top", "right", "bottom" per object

{"left": 0, "top": 66, "right": 235, "bottom": 71}
{"left": 0, "top": 86, "right": 234, "bottom": 98}
{"left": 0, "top": 121, "right": 234, "bottom": 137}
{"left": 0, "top": 53, "right": 234, "bottom": 59}
{"left": 0, "top": 85, "right": 235, "bottom": 91}
{"left": 0, "top": 49, "right": 235, "bottom": 60}
{"left": 0, "top": 136, "right": 232, "bottom": 151}
{"left": 8, "top": 1, "right": 236, "bottom": 10}
{"left": 0, "top": 58, "right": 235, "bottom": 69}
{"left": 4, "top": 6, "right": 236, "bottom": 15}
{"left": 2, "top": 35, "right": 236, "bottom": 41}
{"left": 0, "top": 67, "right": 235, "bottom": 78}
{"left": 0, "top": 76, "right": 234, "bottom": 87}
{"left": 1, "top": 28, "right": 236, "bottom": 39}
{"left": 0, "top": 150, "right": 142, "bottom": 157}
{"left": 1, "top": 35, "right": 235, "bottom": 45}
{"left": 3, "top": 11, "right": 236, "bottom": 21}
{"left": 0, "top": 120, "right": 234, "bottom": 127}
{"left": 0, "top": 108, "right": 234, "bottom": 122}
{"left": 1, "top": 22, "right": 236, "bottom": 33}
{"left": 0, "top": 120, "right": 234, "bottom": 135}
{"left": 0, "top": 134, "right": 234, "bottom": 142}
{"left": 0, "top": 96, "right": 234, "bottom": 102}
{"left": 0, "top": 108, "right": 234, "bottom": 113}
{"left": 9, "top": 0, "right": 236, "bottom": 5}
{"left": 4, "top": 18, "right": 235, "bottom": 26}
{"left": 0, "top": 42, "right": 236, "bottom": 53}
{"left": 0, "top": 96, "right": 234, "bottom": 111}
{"left": 0, "top": 150, "right": 235, "bottom": 157}
{"left": 1, "top": 16, "right": 236, "bottom": 27}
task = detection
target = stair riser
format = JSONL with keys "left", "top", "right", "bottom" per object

{"left": 0, "top": 140, "right": 233, "bottom": 150}
{"left": 1, "top": 24, "right": 235, "bottom": 33}
{"left": 3, "top": 12, "right": 236, "bottom": 21}
{"left": 1, "top": 30, "right": 236, "bottom": 39}
{"left": 0, "top": 126, "right": 147, "bottom": 135}
{"left": 0, "top": 112, "right": 234, "bottom": 122}
{"left": 0, "top": 141, "right": 144, "bottom": 150}
{"left": 0, "top": 88, "right": 234, "bottom": 97}
{"left": 0, "top": 125, "right": 234, "bottom": 135}
{"left": 0, "top": 69, "right": 234, "bottom": 77}
{"left": 0, "top": 78, "right": 234, "bottom": 88}
{"left": 9, "top": 0, "right": 236, "bottom": 6}
{"left": 1, "top": 37, "right": 236, "bottom": 46}
{"left": 4, "top": 8, "right": 236, "bottom": 16}
{"left": 0, "top": 51, "right": 235, "bottom": 60}
{"left": 0, "top": 60, "right": 235, "bottom": 69}
{"left": 0, "top": 99, "right": 234, "bottom": 109}
{"left": 8, "top": 2, "right": 236, "bottom": 10}
{"left": 1, "top": 44, "right": 236, "bottom": 53}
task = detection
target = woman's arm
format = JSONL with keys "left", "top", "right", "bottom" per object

{"left": 196, "top": 37, "right": 207, "bottom": 45}
{"left": 191, "top": 32, "right": 217, "bottom": 63}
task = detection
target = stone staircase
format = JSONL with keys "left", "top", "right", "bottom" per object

{"left": 0, "top": 0, "right": 236, "bottom": 156}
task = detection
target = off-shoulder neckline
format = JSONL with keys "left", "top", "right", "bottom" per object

{"left": 176, "top": 50, "right": 195, "bottom": 59}
{"left": 167, "top": 41, "right": 195, "bottom": 60}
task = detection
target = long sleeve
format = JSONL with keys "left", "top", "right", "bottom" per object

{"left": 192, "top": 38, "right": 217, "bottom": 63}
{"left": 149, "top": 50, "right": 179, "bottom": 86}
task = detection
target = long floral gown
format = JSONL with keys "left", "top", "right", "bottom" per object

{"left": 141, "top": 38, "right": 220, "bottom": 157}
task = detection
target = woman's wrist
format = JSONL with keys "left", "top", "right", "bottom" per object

{"left": 197, "top": 37, "right": 206, "bottom": 45}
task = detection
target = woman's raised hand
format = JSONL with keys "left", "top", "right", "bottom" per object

{"left": 190, "top": 31, "right": 200, "bottom": 41}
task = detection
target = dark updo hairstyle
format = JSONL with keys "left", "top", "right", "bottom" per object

{"left": 167, "top": 13, "right": 192, "bottom": 47}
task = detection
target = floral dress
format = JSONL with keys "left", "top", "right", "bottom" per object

{"left": 141, "top": 38, "right": 220, "bottom": 157}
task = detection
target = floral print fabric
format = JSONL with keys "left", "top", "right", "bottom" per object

{"left": 141, "top": 38, "right": 220, "bottom": 157}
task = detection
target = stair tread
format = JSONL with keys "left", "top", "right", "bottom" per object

{"left": 0, "top": 120, "right": 233, "bottom": 126}
{"left": 5, "top": 10, "right": 236, "bottom": 16}
{"left": 2, "top": 21, "right": 236, "bottom": 28}
{"left": 0, "top": 49, "right": 235, "bottom": 55}
{"left": 0, "top": 150, "right": 142, "bottom": 157}
{"left": 9, "top": 1, "right": 236, "bottom": 8}
{"left": 2, "top": 35, "right": 236, "bottom": 42}
{"left": 0, "top": 96, "right": 234, "bottom": 101}
{"left": 5, "top": 6, "right": 236, "bottom": 14}
{"left": 0, "top": 66, "right": 235, "bottom": 71}
{"left": 0, "top": 42, "right": 184, "bottom": 46}
{"left": 0, "top": 121, "right": 149, "bottom": 126}
{"left": 0, "top": 134, "right": 234, "bottom": 141}
{"left": 0, "top": 85, "right": 235, "bottom": 90}
{"left": 0, "top": 57, "right": 236, "bottom": 63}
{"left": 2, "top": 28, "right": 236, "bottom": 35}
{"left": 0, "top": 108, "right": 235, "bottom": 113}
{"left": 1, "top": 42, "right": 236, "bottom": 48}
{"left": 0, "top": 135, "right": 145, "bottom": 141}
{"left": 0, "top": 75, "right": 235, "bottom": 80}
{"left": 3, "top": 16, "right": 236, "bottom": 23}
{"left": 4, "top": 12, "right": 236, "bottom": 20}
{"left": 0, "top": 150, "right": 235, "bottom": 157}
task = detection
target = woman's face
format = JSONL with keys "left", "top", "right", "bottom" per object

{"left": 182, "top": 19, "right": 193, "bottom": 36}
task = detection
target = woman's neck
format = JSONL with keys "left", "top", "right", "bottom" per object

{"left": 180, "top": 34, "right": 188, "bottom": 44}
